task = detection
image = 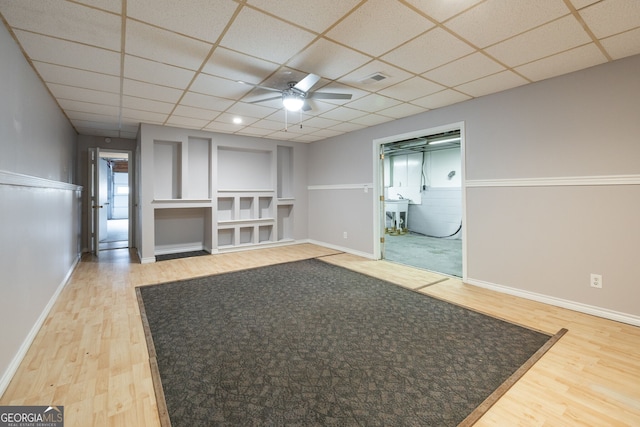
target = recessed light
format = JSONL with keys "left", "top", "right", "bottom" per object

{"left": 233, "top": 117, "right": 243, "bottom": 124}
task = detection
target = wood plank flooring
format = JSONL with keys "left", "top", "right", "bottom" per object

{"left": 1, "top": 244, "right": 639, "bottom": 426}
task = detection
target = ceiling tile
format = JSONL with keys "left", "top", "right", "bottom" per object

{"left": 320, "top": 107, "right": 368, "bottom": 122}
{"left": 377, "top": 103, "right": 429, "bottom": 119}
{"left": 58, "top": 99, "right": 120, "bottom": 117}
{"left": 190, "top": 73, "right": 253, "bottom": 99}
{"left": 236, "top": 126, "right": 279, "bottom": 138}
{"left": 122, "top": 79, "right": 184, "bottom": 103}
{"left": 306, "top": 128, "right": 344, "bottom": 140}
{"left": 171, "top": 105, "right": 219, "bottom": 121}
{"left": 72, "top": 0, "right": 121, "bottom": 14}
{"left": 579, "top": 0, "right": 640, "bottom": 39}
{"left": 122, "top": 96, "right": 174, "bottom": 114}
{"left": 121, "top": 108, "right": 167, "bottom": 124}
{"left": 326, "top": 0, "right": 434, "bottom": 57}
{"left": 164, "top": 115, "right": 210, "bottom": 130}
{"left": 328, "top": 122, "right": 367, "bottom": 133}
{"left": 127, "top": 0, "right": 238, "bottom": 43}
{"left": 14, "top": 30, "right": 121, "bottom": 75}
{"left": 381, "top": 27, "right": 475, "bottom": 74}
{"left": 287, "top": 38, "right": 371, "bottom": 80}
{"left": 411, "top": 89, "right": 471, "bottom": 109}
{"left": 247, "top": 0, "right": 361, "bottom": 33}
{"left": 515, "top": 44, "right": 608, "bottom": 82}
{"left": 600, "top": 27, "right": 640, "bottom": 60}
{"left": 225, "top": 102, "right": 278, "bottom": 120}
{"left": 300, "top": 116, "right": 342, "bottom": 129}
{"left": 423, "top": 52, "right": 504, "bottom": 87}
{"left": 569, "top": 0, "right": 601, "bottom": 9}
{"left": 219, "top": 7, "right": 317, "bottom": 63}
{"left": 252, "top": 118, "right": 287, "bottom": 131}
{"left": 0, "top": 0, "right": 121, "bottom": 50}
{"left": 486, "top": 15, "right": 593, "bottom": 67}
{"left": 123, "top": 55, "right": 195, "bottom": 89}
{"left": 180, "top": 92, "right": 235, "bottom": 111}
{"left": 455, "top": 70, "right": 529, "bottom": 97}
{"left": 445, "top": 0, "right": 569, "bottom": 48}
{"left": 47, "top": 83, "right": 120, "bottom": 106}
{"left": 378, "top": 77, "right": 444, "bottom": 101}
{"left": 350, "top": 113, "right": 395, "bottom": 126}
{"left": 125, "top": 20, "right": 212, "bottom": 70}
{"left": 66, "top": 111, "right": 120, "bottom": 124}
{"left": 202, "top": 47, "right": 279, "bottom": 83}
{"left": 33, "top": 62, "right": 120, "bottom": 93}
{"left": 339, "top": 60, "right": 413, "bottom": 91}
{"left": 346, "top": 93, "right": 402, "bottom": 113}
{"left": 204, "top": 121, "right": 245, "bottom": 133}
{"left": 404, "top": 0, "right": 485, "bottom": 22}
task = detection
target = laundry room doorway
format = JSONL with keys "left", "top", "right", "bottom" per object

{"left": 374, "top": 123, "right": 465, "bottom": 278}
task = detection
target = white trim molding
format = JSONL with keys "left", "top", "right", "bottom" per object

{"left": 308, "top": 239, "right": 377, "bottom": 260}
{"left": 466, "top": 277, "right": 640, "bottom": 327}
{"left": 0, "top": 170, "right": 82, "bottom": 191}
{"left": 307, "top": 183, "right": 374, "bottom": 191}
{"left": 466, "top": 174, "right": 640, "bottom": 188}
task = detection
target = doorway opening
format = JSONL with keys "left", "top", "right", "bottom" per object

{"left": 374, "top": 124, "right": 464, "bottom": 278}
{"left": 97, "top": 151, "right": 130, "bottom": 251}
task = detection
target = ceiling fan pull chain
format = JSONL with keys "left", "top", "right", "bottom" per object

{"left": 284, "top": 108, "right": 288, "bottom": 132}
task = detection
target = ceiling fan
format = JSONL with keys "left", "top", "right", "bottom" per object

{"left": 240, "top": 73, "right": 353, "bottom": 113}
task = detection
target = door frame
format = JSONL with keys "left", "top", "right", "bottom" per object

{"left": 88, "top": 148, "right": 134, "bottom": 253}
{"left": 372, "top": 121, "right": 467, "bottom": 281}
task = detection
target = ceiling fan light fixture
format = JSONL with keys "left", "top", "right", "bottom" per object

{"left": 282, "top": 94, "right": 304, "bottom": 112}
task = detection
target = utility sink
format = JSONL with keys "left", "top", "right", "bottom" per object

{"left": 385, "top": 199, "right": 409, "bottom": 230}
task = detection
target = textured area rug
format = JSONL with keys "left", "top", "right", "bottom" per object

{"left": 137, "top": 259, "right": 564, "bottom": 426}
{"left": 155, "top": 250, "right": 210, "bottom": 262}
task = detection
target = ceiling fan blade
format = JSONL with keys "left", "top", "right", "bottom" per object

{"left": 302, "top": 101, "right": 312, "bottom": 112}
{"left": 249, "top": 95, "right": 282, "bottom": 104}
{"left": 237, "top": 80, "right": 282, "bottom": 93}
{"left": 294, "top": 73, "right": 320, "bottom": 93}
{"left": 307, "top": 92, "right": 353, "bottom": 100}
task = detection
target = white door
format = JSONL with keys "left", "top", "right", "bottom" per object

{"left": 88, "top": 147, "right": 107, "bottom": 254}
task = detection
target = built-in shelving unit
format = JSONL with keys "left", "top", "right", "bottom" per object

{"left": 216, "top": 191, "right": 276, "bottom": 248}
{"left": 138, "top": 125, "right": 299, "bottom": 262}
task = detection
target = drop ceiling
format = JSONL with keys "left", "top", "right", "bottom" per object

{"left": 1, "top": 0, "right": 638, "bottom": 142}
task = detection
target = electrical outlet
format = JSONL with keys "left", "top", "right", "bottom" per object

{"left": 343, "top": 232, "right": 348, "bottom": 239}
{"left": 590, "top": 273, "right": 602, "bottom": 289}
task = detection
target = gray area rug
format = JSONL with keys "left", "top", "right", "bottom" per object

{"left": 137, "top": 259, "right": 564, "bottom": 426}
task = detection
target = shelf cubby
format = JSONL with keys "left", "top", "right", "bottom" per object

{"left": 239, "top": 226, "right": 254, "bottom": 245}
{"left": 259, "top": 225, "right": 273, "bottom": 243}
{"left": 217, "top": 228, "right": 234, "bottom": 247}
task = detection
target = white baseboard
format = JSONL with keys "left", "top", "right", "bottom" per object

{"left": 307, "top": 240, "right": 376, "bottom": 260}
{"left": 0, "top": 254, "right": 81, "bottom": 398}
{"left": 154, "top": 243, "right": 205, "bottom": 256}
{"left": 466, "top": 277, "right": 640, "bottom": 327}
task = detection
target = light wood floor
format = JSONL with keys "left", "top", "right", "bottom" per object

{"left": 1, "top": 244, "right": 639, "bottom": 426}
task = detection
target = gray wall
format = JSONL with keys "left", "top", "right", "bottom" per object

{"left": 0, "top": 24, "right": 80, "bottom": 393}
{"left": 308, "top": 54, "right": 640, "bottom": 323}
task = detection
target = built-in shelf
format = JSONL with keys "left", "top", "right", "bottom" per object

{"left": 142, "top": 126, "right": 298, "bottom": 260}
